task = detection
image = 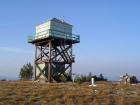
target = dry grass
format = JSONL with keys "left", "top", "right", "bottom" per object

{"left": 0, "top": 81, "right": 140, "bottom": 105}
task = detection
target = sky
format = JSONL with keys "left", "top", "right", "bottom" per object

{"left": 0, "top": 0, "right": 140, "bottom": 81}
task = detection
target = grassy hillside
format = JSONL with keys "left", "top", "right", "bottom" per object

{"left": 0, "top": 81, "right": 140, "bottom": 105}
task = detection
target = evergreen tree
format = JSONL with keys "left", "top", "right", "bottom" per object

{"left": 75, "top": 74, "right": 86, "bottom": 85}
{"left": 93, "top": 75, "right": 98, "bottom": 81}
{"left": 87, "top": 72, "right": 93, "bottom": 82}
{"left": 19, "top": 62, "right": 33, "bottom": 79}
{"left": 97, "top": 73, "right": 107, "bottom": 81}
{"left": 99, "top": 73, "right": 104, "bottom": 80}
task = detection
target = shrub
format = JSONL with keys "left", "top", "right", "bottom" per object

{"left": 1, "top": 79, "right": 6, "bottom": 81}
{"left": 75, "top": 74, "right": 86, "bottom": 85}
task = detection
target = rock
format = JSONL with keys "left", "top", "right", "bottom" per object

{"left": 119, "top": 74, "right": 138, "bottom": 84}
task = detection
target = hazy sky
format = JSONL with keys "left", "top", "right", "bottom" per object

{"left": 0, "top": 0, "right": 140, "bottom": 80}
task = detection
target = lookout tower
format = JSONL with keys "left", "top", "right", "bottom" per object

{"left": 28, "top": 18, "right": 80, "bottom": 82}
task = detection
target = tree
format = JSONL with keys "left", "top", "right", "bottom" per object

{"left": 98, "top": 73, "right": 108, "bottom": 81}
{"left": 86, "top": 72, "right": 93, "bottom": 82}
{"left": 99, "top": 73, "right": 104, "bottom": 80}
{"left": 75, "top": 74, "right": 86, "bottom": 85}
{"left": 19, "top": 62, "right": 33, "bottom": 79}
{"left": 74, "top": 72, "right": 108, "bottom": 84}
{"left": 91, "top": 73, "right": 108, "bottom": 81}
{"left": 93, "top": 75, "right": 98, "bottom": 81}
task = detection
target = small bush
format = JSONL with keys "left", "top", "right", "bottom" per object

{"left": 1, "top": 79, "right": 6, "bottom": 81}
{"left": 75, "top": 74, "right": 86, "bottom": 85}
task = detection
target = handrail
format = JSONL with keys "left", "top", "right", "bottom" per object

{"left": 28, "top": 29, "right": 80, "bottom": 42}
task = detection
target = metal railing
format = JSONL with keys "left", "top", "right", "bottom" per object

{"left": 28, "top": 29, "right": 80, "bottom": 42}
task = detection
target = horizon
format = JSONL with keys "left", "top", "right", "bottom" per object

{"left": 1, "top": 74, "right": 140, "bottom": 82}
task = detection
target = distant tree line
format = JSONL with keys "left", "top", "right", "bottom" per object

{"left": 75, "top": 72, "right": 107, "bottom": 84}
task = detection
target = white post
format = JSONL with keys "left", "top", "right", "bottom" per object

{"left": 72, "top": 73, "right": 75, "bottom": 83}
{"left": 91, "top": 78, "right": 94, "bottom": 85}
{"left": 89, "top": 78, "right": 96, "bottom": 87}
{"left": 72, "top": 75, "right": 74, "bottom": 83}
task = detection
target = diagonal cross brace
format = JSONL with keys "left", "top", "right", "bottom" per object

{"left": 35, "top": 63, "right": 49, "bottom": 80}
{"left": 52, "top": 44, "right": 67, "bottom": 62}
{"left": 51, "top": 44, "right": 71, "bottom": 62}
{"left": 61, "top": 44, "right": 72, "bottom": 62}
{"left": 35, "top": 43, "right": 49, "bottom": 61}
